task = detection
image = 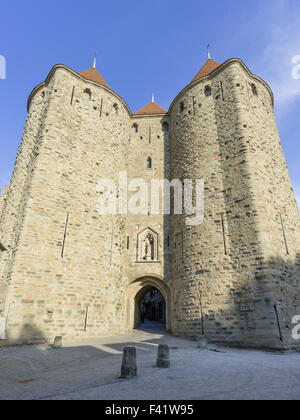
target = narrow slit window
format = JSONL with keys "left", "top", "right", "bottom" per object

{"left": 70, "top": 86, "right": 75, "bottom": 105}
{"left": 179, "top": 102, "right": 185, "bottom": 114}
{"left": 167, "top": 236, "right": 170, "bottom": 247}
{"left": 147, "top": 157, "right": 152, "bottom": 169}
{"left": 99, "top": 98, "right": 103, "bottom": 117}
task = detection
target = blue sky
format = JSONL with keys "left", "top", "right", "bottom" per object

{"left": 0, "top": 0, "right": 299, "bottom": 207}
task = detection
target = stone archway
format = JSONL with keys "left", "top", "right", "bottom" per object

{"left": 125, "top": 276, "right": 171, "bottom": 332}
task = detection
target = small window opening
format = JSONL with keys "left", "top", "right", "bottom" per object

{"left": 162, "top": 121, "right": 169, "bottom": 132}
{"left": 132, "top": 123, "right": 138, "bottom": 133}
{"left": 83, "top": 88, "right": 92, "bottom": 101}
{"left": 179, "top": 102, "right": 185, "bottom": 114}
{"left": 147, "top": 157, "right": 152, "bottom": 169}
{"left": 204, "top": 86, "right": 212, "bottom": 97}
{"left": 113, "top": 103, "right": 119, "bottom": 114}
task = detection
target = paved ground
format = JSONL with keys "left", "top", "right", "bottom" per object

{"left": 1, "top": 321, "right": 300, "bottom": 400}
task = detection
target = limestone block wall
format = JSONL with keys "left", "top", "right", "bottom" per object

{"left": 169, "top": 65, "right": 241, "bottom": 343}
{"left": 0, "top": 186, "right": 9, "bottom": 287}
{"left": 1, "top": 58, "right": 299, "bottom": 348}
{"left": 125, "top": 114, "right": 171, "bottom": 279}
{"left": 212, "top": 61, "right": 277, "bottom": 347}
{"left": 227, "top": 63, "right": 300, "bottom": 347}
{"left": 0, "top": 186, "right": 8, "bottom": 219}
{"left": 169, "top": 60, "right": 300, "bottom": 348}
{"left": 1, "top": 67, "right": 131, "bottom": 343}
{"left": 0, "top": 85, "right": 49, "bottom": 317}
{"left": 124, "top": 114, "right": 172, "bottom": 329}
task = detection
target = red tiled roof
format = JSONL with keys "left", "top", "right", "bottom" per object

{"left": 134, "top": 101, "right": 167, "bottom": 116}
{"left": 191, "top": 59, "right": 222, "bottom": 83}
{"left": 79, "top": 67, "right": 109, "bottom": 88}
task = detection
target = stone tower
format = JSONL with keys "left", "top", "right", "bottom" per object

{"left": 0, "top": 56, "right": 299, "bottom": 349}
{"left": 170, "top": 58, "right": 300, "bottom": 348}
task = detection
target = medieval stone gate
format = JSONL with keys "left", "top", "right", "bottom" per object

{"left": 125, "top": 276, "right": 171, "bottom": 332}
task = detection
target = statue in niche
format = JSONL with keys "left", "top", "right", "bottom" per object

{"left": 143, "top": 233, "right": 154, "bottom": 261}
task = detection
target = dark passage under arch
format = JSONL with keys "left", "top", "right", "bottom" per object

{"left": 136, "top": 286, "right": 166, "bottom": 330}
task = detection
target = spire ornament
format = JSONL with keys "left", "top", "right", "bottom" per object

{"left": 207, "top": 44, "right": 211, "bottom": 60}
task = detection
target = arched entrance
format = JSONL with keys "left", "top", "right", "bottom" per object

{"left": 125, "top": 276, "right": 171, "bottom": 332}
{"left": 138, "top": 286, "right": 166, "bottom": 329}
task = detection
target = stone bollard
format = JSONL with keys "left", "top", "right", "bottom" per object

{"left": 121, "top": 347, "right": 137, "bottom": 378}
{"left": 156, "top": 344, "right": 170, "bottom": 368}
{"left": 53, "top": 336, "right": 62, "bottom": 348}
{"left": 197, "top": 336, "right": 208, "bottom": 350}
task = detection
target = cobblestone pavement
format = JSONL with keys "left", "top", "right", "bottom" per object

{"left": 1, "top": 326, "right": 300, "bottom": 400}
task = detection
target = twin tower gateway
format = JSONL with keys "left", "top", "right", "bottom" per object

{"left": 0, "top": 56, "right": 299, "bottom": 349}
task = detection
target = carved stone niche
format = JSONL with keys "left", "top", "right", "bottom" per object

{"left": 137, "top": 228, "right": 158, "bottom": 262}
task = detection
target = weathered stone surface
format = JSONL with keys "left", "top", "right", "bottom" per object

{"left": 156, "top": 344, "right": 170, "bottom": 368}
{"left": 53, "top": 336, "right": 62, "bottom": 348}
{"left": 197, "top": 337, "right": 208, "bottom": 350}
{"left": 121, "top": 347, "right": 137, "bottom": 378}
{"left": 169, "top": 60, "right": 300, "bottom": 349}
{"left": 0, "top": 59, "right": 299, "bottom": 349}
{"left": 0, "top": 316, "right": 6, "bottom": 340}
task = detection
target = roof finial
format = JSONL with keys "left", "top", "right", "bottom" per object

{"left": 207, "top": 44, "right": 211, "bottom": 60}
{"left": 93, "top": 52, "right": 97, "bottom": 68}
{"left": 152, "top": 93, "right": 155, "bottom": 103}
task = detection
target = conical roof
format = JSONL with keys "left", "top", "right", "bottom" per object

{"left": 79, "top": 67, "right": 109, "bottom": 88}
{"left": 134, "top": 101, "right": 167, "bottom": 116}
{"left": 191, "top": 59, "right": 221, "bottom": 83}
